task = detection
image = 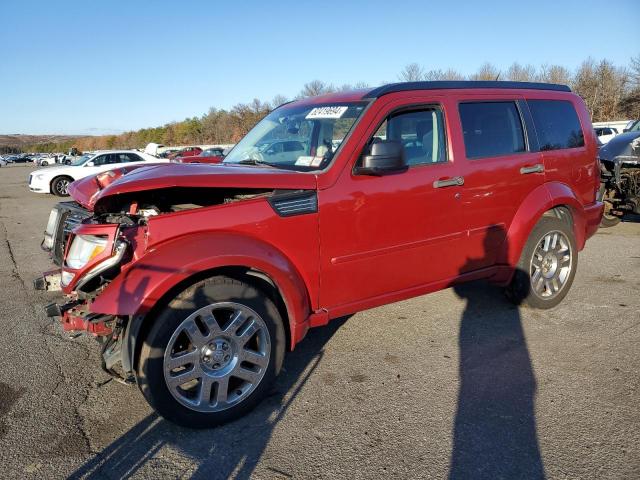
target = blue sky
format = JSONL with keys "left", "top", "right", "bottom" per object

{"left": 1, "top": 0, "right": 638, "bottom": 135}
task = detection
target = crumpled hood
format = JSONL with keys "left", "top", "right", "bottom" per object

{"left": 74, "top": 163, "right": 318, "bottom": 211}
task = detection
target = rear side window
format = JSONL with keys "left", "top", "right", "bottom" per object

{"left": 459, "top": 102, "right": 526, "bottom": 159}
{"left": 528, "top": 100, "right": 584, "bottom": 150}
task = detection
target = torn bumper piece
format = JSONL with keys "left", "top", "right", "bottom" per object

{"left": 44, "top": 299, "right": 113, "bottom": 336}
{"left": 33, "top": 270, "right": 62, "bottom": 292}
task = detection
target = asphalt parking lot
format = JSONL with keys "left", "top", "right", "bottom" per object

{"left": 0, "top": 163, "right": 639, "bottom": 479}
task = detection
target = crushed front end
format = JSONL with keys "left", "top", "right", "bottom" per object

{"left": 36, "top": 203, "right": 147, "bottom": 382}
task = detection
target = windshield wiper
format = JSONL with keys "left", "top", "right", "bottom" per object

{"left": 232, "top": 159, "right": 279, "bottom": 168}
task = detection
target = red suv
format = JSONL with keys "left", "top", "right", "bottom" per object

{"left": 37, "top": 81, "right": 603, "bottom": 428}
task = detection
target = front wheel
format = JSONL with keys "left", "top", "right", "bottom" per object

{"left": 505, "top": 215, "right": 577, "bottom": 309}
{"left": 51, "top": 176, "right": 72, "bottom": 196}
{"left": 137, "top": 276, "right": 285, "bottom": 428}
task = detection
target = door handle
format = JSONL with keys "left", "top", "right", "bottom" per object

{"left": 433, "top": 176, "right": 464, "bottom": 188}
{"left": 520, "top": 164, "right": 544, "bottom": 175}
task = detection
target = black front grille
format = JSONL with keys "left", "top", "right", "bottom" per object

{"left": 51, "top": 202, "right": 92, "bottom": 266}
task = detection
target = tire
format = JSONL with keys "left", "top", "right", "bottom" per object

{"left": 41, "top": 160, "right": 48, "bottom": 166}
{"left": 51, "top": 176, "right": 72, "bottom": 196}
{"left": 137, "top": 276, "right": 286, "bottom": 428}
{"left": 505, "top": 215, "right": 577, "bottom": 309}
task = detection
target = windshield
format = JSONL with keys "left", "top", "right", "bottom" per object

{"left": 69, "top": 154, "right": 95, "bottom": 166}
{"left": 224, "top": 102, "right": 367, "bottom": 170}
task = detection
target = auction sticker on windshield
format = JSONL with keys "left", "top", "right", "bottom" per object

{"left": 306, "top": 106, "right": 348, "bottom": 119}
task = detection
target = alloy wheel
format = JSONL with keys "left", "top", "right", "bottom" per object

{"left": 55, "top": 179, "right": 69, "bottom": 195}
{"left": 529, "top": 230, "right": 573, "bottom": 299}
{"left": 163, "top": 302, "right": 271, "bottom": 413}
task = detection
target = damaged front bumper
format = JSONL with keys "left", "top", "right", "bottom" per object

{"left": 33, "top": 269, "right": 63, "bottom": 292}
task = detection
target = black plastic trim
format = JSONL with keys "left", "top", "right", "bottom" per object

{"left": 268, "top": 190, "right": 318, "bottom": 217}
{"left": 364, "top": 81, "right": 571, "bottom": 99}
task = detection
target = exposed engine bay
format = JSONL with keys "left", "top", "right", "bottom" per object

{"left": 598, "top": 135, "right": 640, "bottom": 227}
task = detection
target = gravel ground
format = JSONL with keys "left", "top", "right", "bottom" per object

{"left": 0, "top": 163, "right": 638, "bottom": 479}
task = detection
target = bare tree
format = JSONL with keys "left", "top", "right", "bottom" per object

{"left": 506, "top": 62, "right": 537, "bottom": 82}
{"left": 537, "top": 64, "right": 572, "bottom": 85}
{"left": 271, "top": 94, "right": 289, "bottom": 108}
{"left": 298, "top": 80, "right": 335, "bottom": 98}
{"left": 573, "top": 58, "right": 630, "bottom": 121}
{"left": 398, "top": 63, "right": 425, "bottom": 82}
{"left": 470, "top": 62, "right": 501, "bottom": 81}
{"left": 629, "top": 54, "right": 640, "bottom": 87}
{"left": 424, "top": 68, "right": 465, "bottom": 81}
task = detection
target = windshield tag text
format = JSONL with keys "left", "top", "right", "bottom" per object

{"left": 305, "top": 106, "right": 348, "bottom": 119}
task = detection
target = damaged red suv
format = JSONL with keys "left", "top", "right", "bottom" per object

{"left": 37, "top": 81, "right": 603, "bottom": 428}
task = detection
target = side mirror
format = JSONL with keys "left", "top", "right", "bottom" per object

{"left": 354, "top": 140, "right": 407, "bottom": 176}
{"left": 86, "top": 161, "right": 95, "bottom": 167}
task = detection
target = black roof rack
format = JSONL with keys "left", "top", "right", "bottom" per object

{"left": 364, "top": 81, "right": 571, "bottom": 99}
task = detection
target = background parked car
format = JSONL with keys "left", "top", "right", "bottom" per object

{"left": 174, "top": 147, "right": 225, "bottom": 164}
{"left": 28, "top": 150, "right": 167, "bottom": 196}
{"left": 167, "top": 146, "right": 202, "bottom": 160}
{"left": 594, "top": 126, "right": 619, "bottom": 143}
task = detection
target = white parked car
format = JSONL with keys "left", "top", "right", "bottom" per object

{"left": 28, "top": 150, "right": 166, "bottom": 196}
{"left": 594, "top": 126, "right": 618, "bottom": 144}
{"left": 0, "top": 158, "right": 7, "bottom": 167}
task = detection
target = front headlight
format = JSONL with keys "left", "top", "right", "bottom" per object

{"left": 66, "top": 234, "right": 108, "bottom": 269}
{"left": 34, "top": 173, "right": 46, "bottom": 180}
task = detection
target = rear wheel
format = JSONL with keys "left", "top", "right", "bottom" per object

{"left": 137, "top": 276, "right": 285, "bottom": 428}
{"left": 51, "top": 176, "right": 72, "bottom": 196}
{"left": 506, "top": 215, "right": 577, "bottom": 309}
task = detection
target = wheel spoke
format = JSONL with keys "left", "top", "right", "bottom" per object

{"left": 201, "top": 313, "right": 222, "bottom": 337}
{"left": 543, "top": 235, "right": 552, "bottom": 252}
{"left": 214, "top": 376, "right": 229, "bottom": 404}
{"left": 184, "top": 321, "right": 207, "bottom": 348}
{"left": 198, "top": 377, "right": 213, "bottom": 406}
{"left": 552, "top": 278, "right": 559, "bottom": 292}
{"left": 167, "top": 366, "right": 200, "bottom": 387}
{"left": 224, "top": 310, "right": 247, "bottom": 335}
{"left": 234, "top": 366, "right": 260, "bottom": 384}
{"left": 531, "top": 267, "right": 542, "bottom": 286}
{"left": 237, "top": 320, "right": 259, "bottom": 346}
{"left": 240, "top": 349, "right": 268, "bottom": 368}
{"left": 166, "top": 350, "right": 198, "bottom": 370}
{"left": 550, "top": 233, "right": 558, "bottom": 250}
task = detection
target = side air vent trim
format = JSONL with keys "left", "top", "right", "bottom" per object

{"left": 268, "top": 190, "right": 318, "bottom": 217}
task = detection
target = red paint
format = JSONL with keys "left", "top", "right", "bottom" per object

{"left": 61, "top": 309, "right": 112, "bottom": 336}
{"left": 68, "top": 163, "right": 166, "bottom": 209}
{"left": 59, "top": 86, "right": 602, "bottom": 347}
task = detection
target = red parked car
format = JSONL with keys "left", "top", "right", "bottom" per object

{"left": 168, "top": 146, "right": 202, "bottom": 160}
{"left": 38, "top": 81, "right": 602, "bottom": 428}
{"left": 174, "top": 147, "right": 225, "bottom": 164}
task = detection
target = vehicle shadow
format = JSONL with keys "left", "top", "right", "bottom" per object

{"left": 69, "top": 315, "right": 349, "bottom": 480}
{"left": 448, "top": 226, "right": 545, "bottom": 479}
